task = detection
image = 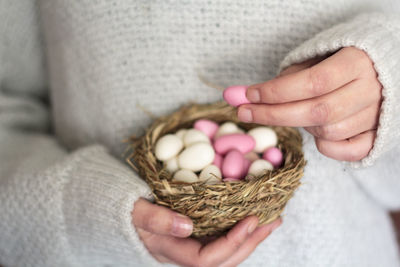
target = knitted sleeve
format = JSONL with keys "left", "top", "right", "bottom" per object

{"left": 0, "top": 1, "right": 158, "bottom": 266}
{"left": 279, "top": 13, "right": 400, "bottom": 168}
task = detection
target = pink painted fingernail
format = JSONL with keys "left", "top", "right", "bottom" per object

{"left": 238, "top": 108, "right": 253, "bottom": 122}
{"left": 247, "top": 88, "right": 260, "bottom": 103}
{"left": 171, "top": 214, "right": 193, "bottom": 237}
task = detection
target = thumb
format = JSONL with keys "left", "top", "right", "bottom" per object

{"left": 132, "top": 198, "right": 193, "bottom": 237}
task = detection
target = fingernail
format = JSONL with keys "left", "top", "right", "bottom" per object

{"left": 247, "top": 88, "right": 260, "bottom": 103}
{"left": 247, "top": 220, "right": 258, "bottom": 234}
{"left": 238, "top": 108, "right": 253, "bottom": 122}
{"left": 171, "top": 214, "right": 193, "bottom": 237}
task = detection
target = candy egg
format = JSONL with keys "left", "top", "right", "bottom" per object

{"left": 214, "top": 122, "right": 241, "bottom": 139}
{"left": 176, "top": 129, "right": 188, "bottom": 140}
{"left": 222, "top": 150, "right": 245, "bottom": 179}
{"left": 263, "top": 147, "right": 283, "bottom": 168}
{"left": 155, "top": 134, "right": 183, "bottom": 161}
{"left": 164, "top": 157, "right": 179, "bottom": 173}
{"left": 244, "top": 151, "right": 260, "bottom": 162}
{"left": 241, "top": 158, "right": 252, "bottom": 178}
{"left": 214, "top": 134, "right": 255, "bottom": 155}
{"left": 194, "top": 119, "right": 219, "bottom": 139}
{"left": 183, "top": 129, "right": 210, "bottom": 147}
{"left": 178, "top": 143, "right": 215, "bottom": 172}
{"left": 173, "top": 169, "right": 199, "bottom": 183}
{"left": 223, "top": 85, "right": 250, "bottom": 107}
{"left": 199, "top": 165, "right": 222, "bottom": 184}
{"left": 248, "top": 127, "right": 278, "bottom": 153}
{"left": 248, "top": 159, "right": 273, "bottom": 177}
{"left": 213, "top": 153, "right": 223, "bottom": 169}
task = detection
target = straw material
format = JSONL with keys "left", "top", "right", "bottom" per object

{"left": 126, "top": 102, "right": 305, "bottom": 237}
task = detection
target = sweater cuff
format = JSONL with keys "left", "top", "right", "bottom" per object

{"left": 279, "top": 13, "right": 400, "bottom": 167}
{"left": 62, "top": 145, "right": 160, "bottom": 266}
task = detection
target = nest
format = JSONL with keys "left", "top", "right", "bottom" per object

{"left": 126, "top": 102, "right": 305, "bottom": 237}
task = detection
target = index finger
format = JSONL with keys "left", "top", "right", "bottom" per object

{"left": 246, "top": 47, "right": 370, "bottom": 104}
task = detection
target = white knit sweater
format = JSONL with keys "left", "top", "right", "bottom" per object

{"left": 1, "top": 0, "right": 400, "bottom": 266}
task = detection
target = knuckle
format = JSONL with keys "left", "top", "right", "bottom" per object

{"left": 227, "top": 235, "right": 243, "bottom": 251}
{"left": 309, "top": 67, "right": 328, "bottom": 96}
{"left": 320, "top": 124, "right": 341, "bottom": 141}
{"left": 345, "top": 140, "right": 371, "bottom": 162}
{"left": 310, "top": 102, "right": 331, "bottom": 125}
{"left": 262, "top": 80, "right": 279, "bottom": 103}
{"left": 143, "top": 210, "right": 172, "bottom": 233}
{"left": 369, "top": 78, "right": 383, "bottom": 99}
{"left": 315, "top": 139, "right": 327, "bottom": 156}
{"left": 353, "top": 48, "right": 374, "bottom": 71}
{"left": 346, "top": 148, "right": 365, "bottom": 162}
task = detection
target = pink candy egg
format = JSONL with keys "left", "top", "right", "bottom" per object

{"left": 214, "top": 134, "right": 255, "bottom": 155}
{"left": 223, "top": 85, "right": 250, "bottom": 107}
{"left": 194, "top": 119, "right": 219, "bottom": 139}
{"left": 213, "top": 153, "right": 223, "bottom": 169}
{"left": 262, "top": 147, "right": 283, "bottom": 168}
{"left": 241, "top": 158, "right": 252, "bottom": 178}
{"left": 222, "top": 150, "right": 245, "bottom": 179}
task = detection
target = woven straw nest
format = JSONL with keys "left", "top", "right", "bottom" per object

{"left": 126, "top": 102, "right": 305, "bottom": 237}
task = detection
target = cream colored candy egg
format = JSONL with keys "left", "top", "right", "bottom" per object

{"left": 178, "top": 143, "right": 215, "bottom": 172}
{"left": 164, "top": 157, "right": 179, "bottom": 173}
{"left": 214, "top": 122, "right": 244, "bottom": 139}
{"left": 155, "top": 134, "right": 183, "bottom": 161}
{"left": 248, "top": 159, "right": 273, "bottom": 177}
{"left": 247, "top": 127, "right": 278, "bottom": 153}
{"left": 199, "top": 165, "right": 222, "bottom": 184}
{"left": 176, "top": 129, "right": 188, "bottom": 140}
{"left": 173, "top": 169, "right": 198, "bottom": 183}
{"left": 183, "top": 129, "right": 210, "bottom": 147}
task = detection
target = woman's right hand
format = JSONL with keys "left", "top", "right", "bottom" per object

{"left": 132, "top": 198, "right": 281, "bottom": 267}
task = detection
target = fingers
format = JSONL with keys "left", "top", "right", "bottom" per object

{"left": 315, "top": 130, "right": 376, "bottom": 161}
{"left": 146, "top": 233, "right": 202, "bottom": 266}
{"left": 305, "top": 103, "right": 380, "bottom": 141}
{"left": 220, "top": 219, "right": 282, "bottom": 267}
{"left": 133, "top": 198, "right": 193, "bottom": 237}
{"left": 246, "top": 47, "right": 371, "bottom": 104}
{"left": 197, "top": 216, "right": 259, "bottom": 267}
{"left": 150, "top": 216, "right": 259, "bottom": 267}
{"left": 239, "top": 77, "right": 381, "bottom": 127}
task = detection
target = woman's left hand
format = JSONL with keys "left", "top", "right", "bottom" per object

{"left": 238, "top": 47, "right": 382, "bottom": 161}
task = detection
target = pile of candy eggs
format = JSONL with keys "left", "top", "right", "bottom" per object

{"left": 154, "top": 119, "right": 283, "bottom": 184}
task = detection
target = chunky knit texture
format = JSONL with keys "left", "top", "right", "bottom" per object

{"left": 1, "top": 0, "right": 400, "bottom": 266}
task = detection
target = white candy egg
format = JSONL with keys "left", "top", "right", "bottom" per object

{"left": 214, "top": 122, "right": 241, "bottom": 139}
{"left": 155, "top": 134, "right": 183, "bottom": 161}
{"left": 173, "top": 169, "right": 198, "bottom": 183}
{"left": 248, "top": 159, "right": 273, "bottom": 176}
{"left": 183, "top": 129, "right": 210, "bottom": 147}
{"left": 199, "top": 165, "right": 222, "bottom": 184}
{"left": 164, "top": 157, "right": 179, "bottom": 173}
{"left": 176, "top": 129, "right": 188, "bottom": 140}
{"left": 247, "top": 127, "right": 278, "bottom": 153}
{"left": 178, "top": 143, "right": 215, "bottom": 172}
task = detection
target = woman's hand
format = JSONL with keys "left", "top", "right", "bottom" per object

{"left": 238, "top": 47, "right": 382, "bottom": 161}
{"left": 132, "top": 198, "right": 281, "bottom": 267}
